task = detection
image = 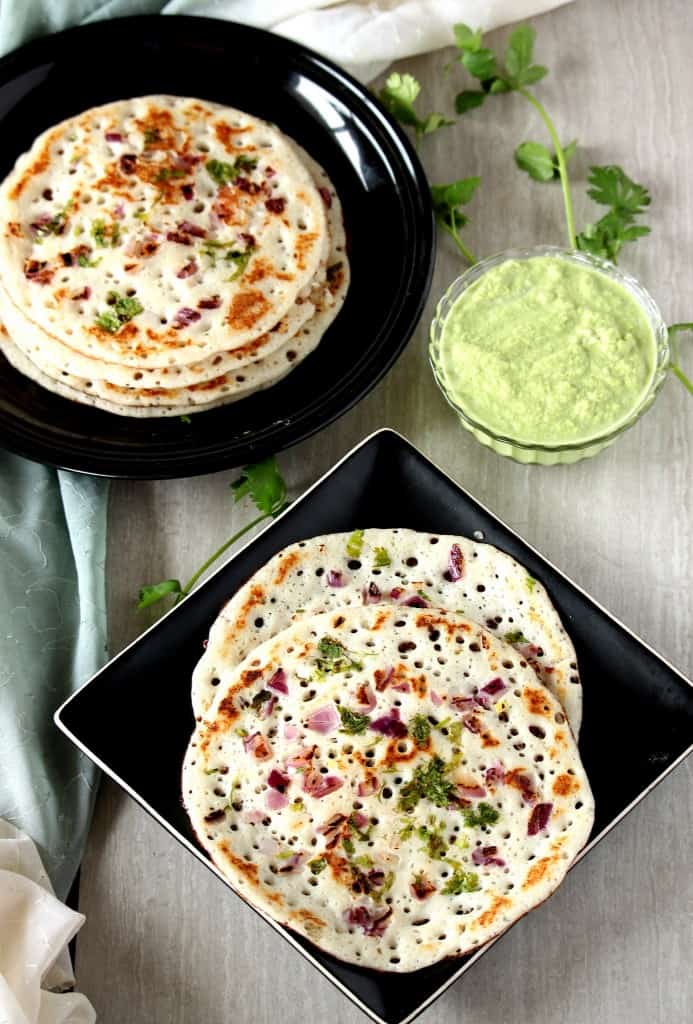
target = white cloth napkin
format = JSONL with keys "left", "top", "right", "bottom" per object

{"left": 0, "top": 820, "right": 95, "bottom": 1024}
{"left": 165, "top": 0, "right": 574, "bottom": 82}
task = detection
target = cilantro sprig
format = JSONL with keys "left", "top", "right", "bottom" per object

{"left": 379, "top": 73, "right": 454, "bottom": 150}
{"left": 94, "top": 291, "right": 143, "bottom": 333}
{"left": 206, "top": 155, "right": 258, "bottom": 186}
{"left": 137, "top": 457, "right": 289, "bottom": 610}
{"left": 575, "top": 166, "right": 651, "bottom": 262}
{"left": 430, "top": 178, "right": 480, "bottom": 264}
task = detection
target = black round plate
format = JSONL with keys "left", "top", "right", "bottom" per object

{"left": 0, "top": 15, "right": 434, "bottom": 479}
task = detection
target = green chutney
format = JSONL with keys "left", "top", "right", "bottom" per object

{"left": 438, "top": 256, "right": 657, "bottom": 445}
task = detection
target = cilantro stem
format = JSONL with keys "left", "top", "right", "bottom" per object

{"left": 518, "top": 87, "right": 576, "bottom": 249}
{"left": 441, "top": 222, "right": 477, "bottom": 265}
{"left": 667, "top": 323, "right": 693, "bottom": 396}
{"left": 175, "top": 511, "right": 268, "bottom": 603}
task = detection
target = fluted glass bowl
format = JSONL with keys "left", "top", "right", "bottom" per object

{"left": 429, "top": 246, "right": 670, "bottom": 465}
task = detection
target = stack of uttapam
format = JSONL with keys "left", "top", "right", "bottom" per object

{"left": 183, "top": 529, "right": 594, "bottom": 972}
{"left": 0, "top": 96, "right": 348, "bottom": 416}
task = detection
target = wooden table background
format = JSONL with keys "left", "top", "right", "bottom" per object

{"left": 75, "top": 1, "right": 693, "bottom": 1021}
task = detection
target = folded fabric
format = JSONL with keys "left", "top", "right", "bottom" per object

{"left": 0, "top": 819, "right": 95, "bottom": 1024}
{"left": 163, "top": 0, "right": 575, "bottom": 81}
{"left": 0, "top": 456, "right": 108, "bottom": 902}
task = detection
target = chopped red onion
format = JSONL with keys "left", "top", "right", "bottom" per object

{"left": 197, "top": 295, "right": 222, "bottom": 310}
{"left": 476, "top": 677, "right": 508, "bottom": 708}
{"left": 462, "top": 714, "right": 481, "bottom": 734}
{"left": 451, "top": 696, "right": 478, "bottom": 713}
{"left": 119, "top": 153, "right": 137, "bottom": 174}
{"left": 357, "top": 776, "right": 378, "bottom": 797}
{"left": 528, "top": 802, "right": 553, "bottom": 835}
{"left": 355, "top": 683, "right": 377, "bottom": 712}
{"left": 305, "top": 703, "right": 339, "bottom": 734}
{"left": 403, "top": 595, "right": 428, "bottom": 608}
{"left": 410, "top": 875, "right": 436, "bottom": 900}
{"left": 173, "top": 307, "right": 201, "bottom": 328}
{"left": 242, "top": 732, "right": 271, "bottom": 759}
{"left": 318, "top": 186, "right": 332, "bottom": 208}
{"left": 350, "top": 811, "right": 369, "bottom": 831}
{"left": 178, "top": 219, "right": 206, "bottom": 238}
{"left": 472, "top": 845, "right": 506, "bottom": 867}
{"left": 484, "top": 762, "right": 505, "bottom": 786}
{"left": 266, "top": 789, "right": 288, "bottom": 811}
{"left": 242, "top": 810, "right": 265, "bottom": 824}
{"left": 326, "top": 570, "right": 345, "bottom": 587}
{"left": 105, "top": 132, "right": 123, "bottom": 142}
{"left": 447, "top": 544, "right": 465, "bottom": 581}
{"left": 72, "top": 286, "right": 91, "bottom": 301}
{"left": 265, "top": 196, "right": 286, "bottom": 214}
{"left": 389, "top": 587, "right": 404, "bottom": 600}
{"left": 277, "top": 851, "right": 305, "bottom": 872}
{"left": 176, "top": 259, "right": 198, "bottom": 279}
{"left": 390, "top": 680, "right": 411, "bottom": 693}
{"left": 302, "top": 770, "right": 343, "bottom": 799}
{"left": 257, "top": 694, "right": 276, "bottom": 719}
{"left": 511, "top": 772, "right": 538, "bottom": 805}
{"left": 268, "top": 768, "right": 290, "bottom": 791}
{"left": 181, "top": 183, "right": 195, "bottom": 200}
{"left": 457, "top": 783, "right": 487, "bottom": 799}
{"left": 343, "top": 904, "right": 392, "bottom": 937}
{"left": 430, "top": 690, "right": 443, "bottom": 707}
{"left": 268, "top": 668, "right": 288, "bottom": 694}
{"left": 287, "top": 745, "right": 316, "bottom": 769}
{"left": 370, "top": 708, "right": 407, "bottom": 738}
{"left": 113, "top": 202, "right": 125, "bottom": 220}
{"left": 283, "top": 724, "right": 299, "bottom": 741}
{"left": 362, "top": 581, "right": 381, "bottom": 604}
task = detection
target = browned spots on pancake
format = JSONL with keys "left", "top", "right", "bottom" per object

{"left": 381, "top": 736, "right": 420, "bottom": 767}
{"left": 414, "top": 612, "right": 466, "bottom": 639}
{"left": 523, "top": 686, "right": 551, "bottom": 717}
{"left": 230, "top": 584, "right": 266, "bottom": 633}
{"left": 290, "top": 908, "right": 325, "bottom": 934}
{"left": 214, "top": 184, "right": 245, "bottom": 227}
{"left": 274, "top": 550, "right": 300, "bottom": 585}
{"left": 214, "top": 121, "right": 238, "bottom": 152}
{"left": 135, "top": 106, "right": 177, "bottom": 151}
{"left": 88, "top": 321, "right": 140, "bottom": 343}
{"left": 473, "top": 894, "right": 511, "bottom": 930}
{"left": 217, "top": 841, "right": 258, "bottom": 883}
{"left": 188, "top": 374, "right": 229, "bottom": 394}
{"left": 371, "top": 610, "right": 390, "bottom": 632}
{"left": 326, "top": 262, "right": 344, "bottom": 294}
{"left": 241, "top": 668, "right": 264, "bottom": 686}
{"left": 412, "top": 674, "right": 428, "bottom": 699}
{"left": 8, "top": 129, "right": 59, "bottom": 199}
{"left": 293, "top": 231, "right": 318, "bottom": 270}
{"left": 326, "top": 852, "right": 352, "bottom": 885}
{"left": 216, "top": 694, "right": 239, "bottom": 724}
{"left": 480, "top": 729, "right": 500, "bottom": 748}
{"left": 523, "top": 855, "right": 557, "bottom": 890}
{"left": 553, "top": 730, "right": 567, "bottom": 747}
{"left": 245, "top": 256, "right": 294, "bottom": 285}
{"left": 226, "top": 289, "right": 271, "bottom": 331}
{"left": 7, "top": 221, "right": 22, "bottom": 238}
{"left": 552, "top": 772, "right": 579, "bottom": 797}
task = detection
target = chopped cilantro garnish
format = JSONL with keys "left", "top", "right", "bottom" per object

{"left": 251, "top": 689, "right": 272, "bottom": 712}
{"left": 91, "top": 219, "right": 120, "bottom": 248}
{"left": 346, "top": 529, "right": 364, "bottom": 558}
{"left": 398, "top": 756, "right": 455, "bottom": 812}
{"left": 442, "top": 869, "right": 480, "bottom": 895}
{"left": 144, "top": 128, "right": 161, "bottom": 144}
{"left": 179, "top": 415, "right": 192, "bottom": 425}
{"left": 155, "top": 167, "right": 187, "bottom": 182}
{"left": 225, "top": 248, "right": 254, "bottom": 282}
{"left": 206, "top": 155, "right": 258, "bottom": 186}
{"left": 462, "top": 802, "right": 500, "bottom": 828}
{"left": 373, "top": 546, "right": 391, "bottom": 568}
{"left": 342, "top": 836, "right": 355, "bottom": 855}
{"left": 526, "top": 575, "right": 537, "bottom": 593}
{"left": 399, "top": 818, "right": 415, "bottom": 840}
{"left": 348, "top": 814, "right": 371, "bottom": 841}
{"left": 314, "top": 636, "right": 363, "bottom": 677}
{"left": 353, "top": 854, "right": 373, "bottom": 868}
{"left": 94, "top": 291, "right": 143, "bottom": 333}
{"left": 448, "top": 721, "right": 463, "bottom": 745}
{"left": 409, "top": 714, "right": 431, "bottom": 747}
{"left": 290, "top": 798, "right": 304, "bottom": 811}
{"left": 77, "top": 253, "right": 100, "bottom": 268}
{"left": 338, "top": 706, "right": 371, "bottom": 734}
{"left": 417, "top": 589, "right": 432, "bottom": 602}
{"left": 309, "top": 857, "right": 327, "bottom": 875}
{"left": 417, "top": 819, "right": 448, "bottom": 860}
{"left": 503, "top": 630, "right": 528, "bottom": 644}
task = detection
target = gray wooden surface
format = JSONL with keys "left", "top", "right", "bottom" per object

{"left": 75, "top": 1, "right": 693, "bottom": 1021}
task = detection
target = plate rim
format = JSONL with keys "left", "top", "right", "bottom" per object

{"left": 0, "top": 15, "right": 436, "bottom": 480}
{"left": 54, "top": 426, "right": 693, "bottom": 1024}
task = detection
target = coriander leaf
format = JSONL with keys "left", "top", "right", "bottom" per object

{"left": 526, "top": 575, "right": 537, "bottom": 592}
{"left": 137, "top": 579, "right": 182, "bottom": 609}
{"left": 398, "top": 756, "right": 455, "bottom": 812}
{"left": 206, "top": 156, "right": 258, "bottom": 186}
{"left": 373, "top": 546, "right": 391, "bottom": 568}
{"left": 442, "top": 869, "right": 480, "bottom": 895}
{"left": 417, "top": 820, "right": 447, "bottom": 859}
{"left": 230, "top": 456, "right": 288, "bottom": 517}
{"left": 489, "top": 78, "right": 512, "bottom": 94}
{"left": 225, "top": 248, "right": 254, "bottom": 282}
{"left": 462, "top": 801, "right": 500, "bottom": 828}
{"left": 251, "top": 689, "right": 272, "bottom": 712}
{"left": 314, "top": 637, "right": 363, "bottom": 676}
{"left": 462, "top": 48, "right": 497, "bottom": 81}
{"left": 521, "top": 64, "right": 549, "bottom": 85}
{"left": 342, "top": 836, "right": 355, "bottom": 855}
{"left": 455, "top": 90, "right": 486, "bottom": 114}
{"left": 309, "top": 857, "right": 327, "bottom": 875}
{"left": 94, "top": 291, "right": 143, "bottom": 333}
{"left": 339, "top": 706, "right": 371, "bottom": 735}
{"left": 453, "top": 23, "right": 482, "bottom": 52}
{"left": 346, "top": 529, "right": 364, "bottom": 558}
{"left": 504, "top": 25, "right": 535, "bottom": 81}
{"left": 586, "top": 165, "right": 650, "bottom": 215}
{"left": 409, "top": 713, "right": 431, "bottom": 747}
{"left": 503, "top": 630, "right": 528, "bottom": 644}
{"left": 514, "top": 141, "right": 555, "bottom": 182}
{"left": 430, "top": 177, "right": 480, "bottom": 263}
{"left": 180, "top": 415, "right": 191, "bottom": 425}
{"left": 379, "top": 72, "right": 454, "bottom": 147}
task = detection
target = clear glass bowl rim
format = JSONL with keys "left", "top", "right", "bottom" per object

{"left": 429, "top": 245, "right": 670, "bottom": 453}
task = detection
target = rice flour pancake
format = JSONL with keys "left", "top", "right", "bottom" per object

{"left": 191, "top": 529, "right": 581, "bottom": 734}
{"left": 183, "top": 605, "right": 594, "bottom": 972}
{"left": 0, "top": 148, "right": 345, "bottom": 389}
{"left": 0, "top": 96, "right": 327, "bottom": 368}
{"left": 0, "top": 153, "right": 349, "bottom": 414}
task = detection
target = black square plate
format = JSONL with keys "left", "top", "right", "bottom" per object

{"left": 55, "top": 429, "right": 693, "bottom": 1024}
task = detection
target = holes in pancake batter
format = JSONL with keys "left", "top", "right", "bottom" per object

{"left": 315, "top": 568, "right": 324, "bottom": 577}
{"left": 529, "top": 725, "right": 546, "bottom": 740}
{"left": 398, "top": 641, "right": 416, "bottom": 653}
{"left": 570, "top": 675, "right": 579, "bottom": 684}
{"left": 347, "top": 559, "right": 361, "bottom": 570}
{"left": 469, "top": 642, "right": 481, "bottom": 653}
{"left": 502, "top": 660, "right": 514, "bottom": 669}
{"left": 429, "top": 537, "right": 439, "bottom": 544}
{"left": 405, "top": 557, "right": 418, "bottom": 567}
